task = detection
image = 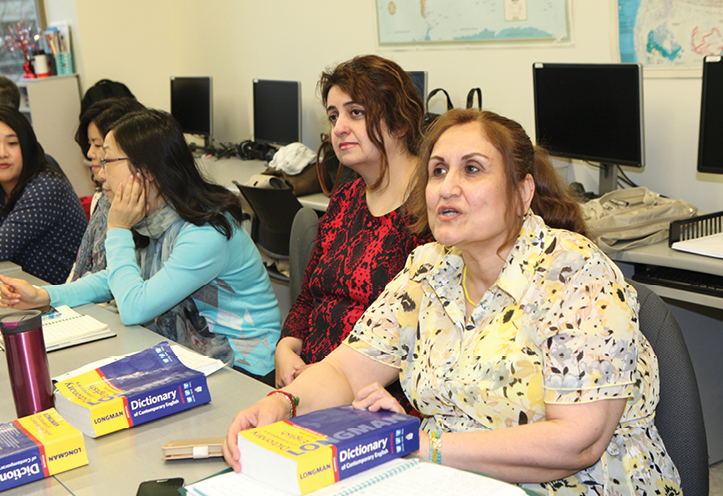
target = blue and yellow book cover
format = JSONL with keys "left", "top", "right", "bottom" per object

{"left": 238, "top": 405, "right": 419, "bottom": 495}
{"left": 0, "top": 408, "right": 88, "bottom": 492}
{"left": 53, "top": 341, "right": 211, "bottom": 438}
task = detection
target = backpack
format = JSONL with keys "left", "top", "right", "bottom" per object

{"left": 581, "top": 187, "right": 697, "bottom": 254}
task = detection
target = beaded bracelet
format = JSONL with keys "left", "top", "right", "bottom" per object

{"left": 267, "top": 390, "right": 299, "bottom": 418}
{"left": 429, "top": 431, "right": 442, "bottom": 464}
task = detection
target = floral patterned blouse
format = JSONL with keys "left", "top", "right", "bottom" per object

{"left": 346, "top": 213, "right": 681, "bottom": 496}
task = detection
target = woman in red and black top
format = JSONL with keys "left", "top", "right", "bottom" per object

{"left": 275, "top": 55, "right": 431, "bottom": 412}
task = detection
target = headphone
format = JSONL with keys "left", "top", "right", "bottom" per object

{"left": 238, "top": 141, "right": 277, "bottom": 161}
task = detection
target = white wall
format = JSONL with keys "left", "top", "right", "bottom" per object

{"left": 47, "top": 0, "right": 723, "bottom": 213}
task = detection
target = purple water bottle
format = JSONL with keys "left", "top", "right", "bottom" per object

{"left": 1, "top": 311, "right": 54, "bottom": 418}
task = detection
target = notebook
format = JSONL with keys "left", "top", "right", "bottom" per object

{"left": 184, "top": 458, "right": 526, "bottom": 496}
{"left": 39, "top": 305, "right": 116, "bottom": 352}
{"left": 671, "top": 232, "right": 723, "bottom": 260}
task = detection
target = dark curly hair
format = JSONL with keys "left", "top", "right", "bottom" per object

{"left": 318, "top": 55, "right": 424, "bottom": 191}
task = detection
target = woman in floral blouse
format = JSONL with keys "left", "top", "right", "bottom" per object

{"left": 224, "top": 109, "right": 681, "bottom": 495}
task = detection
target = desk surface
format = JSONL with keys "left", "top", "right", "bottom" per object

{"left": 198, "top": 156, "right": 330, "bottom": 211}
{"left": 609, "top": 241, "right": 723, "bottom": 277}
{"left": 0, "top": 266, "right": 271, "bottom": 496}
{"left": 609, "top": 240, "right": 723, "bottom": 309}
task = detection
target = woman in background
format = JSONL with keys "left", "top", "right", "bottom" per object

{"left": 0, "top": 106, "right": 87, "bottom": 284}
{"left": 68, "top": 97, "right": 146, "bottom": 281}
{"left": 274, "top": 55, "right": 431, "bottom": 410}
{"left": 225, "top": 109, "right": 680, "bottom": 494}
{"left": 0, "top": 109, "right": 281, "bottom": 381}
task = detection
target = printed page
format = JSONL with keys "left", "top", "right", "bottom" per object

{"left": 185, "top": 471, "right": 293, "bottom": 496}
{"left": 672, "top": 232, "right": 723, "bottom": 259}
{"left": 185, "top": 458, "right": 525, "bottom": 496}
{"left": 52, "top": 345, "right": 224, "bottom": 382}
{"left": 41, "top": 305, "right": 109, "bottom": 347}
{"left": 348, "top": 462, "right": 526, "bottom": 496}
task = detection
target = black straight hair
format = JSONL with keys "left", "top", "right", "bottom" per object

{"left": 75, "top": 97, "right": 145, "bottom": 156}
{"left": 109, "top": 109, "right": 246, "bottom": 238}
{"left": 0, "top": 106, "right": 62, "bottom": 214}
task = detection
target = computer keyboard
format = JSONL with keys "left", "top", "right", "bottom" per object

{"left": 632, "top": 265, "right": 723, "bottom": 299}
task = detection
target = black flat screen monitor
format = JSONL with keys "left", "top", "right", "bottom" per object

{"left": 407, "top": 71, "right": 427, "bottom": 100}
{"left": 698, "top": 56, "right": 723, "bottom": 175}
{"left": 533, "top": 63, "right": 645, "bottom": 193}
{"left": 253, "top": 79, "right": 301, "bottom": 146}
{"left": 170, "top": 77, "right": 213, "bottom": 139}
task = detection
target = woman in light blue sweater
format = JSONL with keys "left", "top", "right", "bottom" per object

{"left": 0, "top": 109, "right": 281, "bottom": 383}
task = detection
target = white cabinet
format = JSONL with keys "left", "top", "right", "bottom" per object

{"left": 18, "top": 75, "right": 94, "bottom": 197}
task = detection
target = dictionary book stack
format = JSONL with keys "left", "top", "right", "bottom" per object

{"left": 53, "top": 341, "right": 211, "bottom": 438}
{"left": 237, "top": 405, "right": 420, "bottom": 495}
{"left": 0, "top": 408, "right": 88, "bottom": 492}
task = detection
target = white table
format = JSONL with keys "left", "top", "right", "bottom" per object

{"left": 1, "top": 265, "right": 272, "bottom": 495}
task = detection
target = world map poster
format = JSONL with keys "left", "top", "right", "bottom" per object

{"left": 376, "top": 0, "right": 571, "bottom": 47}
{"left": 618, "top": 0, "right": 723, "bottom": 70}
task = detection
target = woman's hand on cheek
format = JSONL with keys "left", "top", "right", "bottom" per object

{"left": 107, "top": 173, "right": 148, "bottom": 230}
{"left": 352, "top": 382, "right": 404, "bottom": 414}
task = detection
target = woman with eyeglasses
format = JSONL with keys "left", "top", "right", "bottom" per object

{"left": 0, "top": 109, "right": 282, "bottom": 382}
{"left": 67, "top": 97, "right": 146, "bottom": 282}
{"left": 0, "top": 106, "right": 87, "bottom": 284}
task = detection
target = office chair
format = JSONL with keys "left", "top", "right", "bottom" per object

{"left": 289, "top": 208, "right": 318, "bottom": 305}
{"left": 234, "top": 181, "right": 303, "bottom": 281}
{"left": 627, "top": 279, "right": 709, "bottom": 496}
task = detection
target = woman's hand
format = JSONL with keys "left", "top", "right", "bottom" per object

{"left": 275, "top": 357, "right": 309, "bottom": 388}
{"left": 352, "top": 382, "right": 405, "bottom": 414}
{"left": 274, "top": 337, "right": 307, "bottom": 388}
{"left": 0, "top": 275, "right": 50, "bottom": 309}
{"left": 223, "top": 394, "right": 293, "bottom": 472}
{"left": 107, "top": 173, "right": 148, "bottom": 230}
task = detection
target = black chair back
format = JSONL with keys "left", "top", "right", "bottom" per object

{"left": 234, "top": 181, "right": 303, "bottom": 259}
{"left": 627, "top": 279, "right": 709, "bottom": 495}
{"left": 289, "top": 207, "right": 318, "bottom": 305}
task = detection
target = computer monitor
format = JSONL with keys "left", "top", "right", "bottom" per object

{"left": 532, "top": 62, "right": 645, "bottom": 195}
{"left": 407, "top": 71, "right": 427, "bottom": 100}
{"left": 698, "top": 56, "right": 723, "bottom": 175}
{"left": 253, "top": 79, "right": 301, "bottom": 147}
{"left": 170, "top": 77, "right": 213, "bottom": 150}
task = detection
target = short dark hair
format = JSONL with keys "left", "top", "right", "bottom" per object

{"left": 0, "top": 77, "right": 20, "bottom": 111}
{"left": 109, "top": 109, "right": 246, "bottom": 238}
{"left": 318, "top": 55, "right": 424, "bottom": 191}
{"left": 80, "top": 79, "right": 135, "bottom": 117}
{"left": 75, "top": 97, "right": 145, "bottom": 155}
{"left": 0, "top": 106, "right": 60, "bottom": 214}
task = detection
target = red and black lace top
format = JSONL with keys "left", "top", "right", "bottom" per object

{"left": 282, "top": 177, "right": 431, "bottom": 363}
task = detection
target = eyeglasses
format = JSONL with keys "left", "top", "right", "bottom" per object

{"left": 99, "top": 157, "right": 130, "bottom": 171}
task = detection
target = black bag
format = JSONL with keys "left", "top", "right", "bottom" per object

{"left": 466, "top": 87, "right": 483, "bottom": 111}
{"left": 423, "top": 87, "right": 483, "bottom": 131}
{"left": 423, "top": 88, "right": 454, "bottom": 131}
{"left": 315, "top": 136, "right": 356, "bottom": 197}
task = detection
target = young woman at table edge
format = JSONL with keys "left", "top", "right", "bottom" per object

{"left": 0, "top": 106, "right": 87, "bottom": 285}
{"left": 0, "top": 109, "right": 281, "bottom": 381}
{"left": 224, "top": 109, "right": 680, "bottom": 495}
{"left": 275, "top": 55, "right": 431, "bottom": 406}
